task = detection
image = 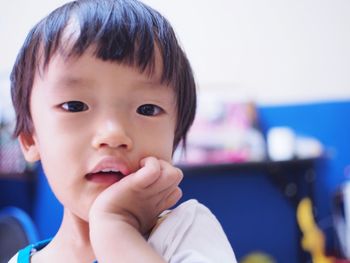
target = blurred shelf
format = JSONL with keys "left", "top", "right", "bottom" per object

{"left": 0, "top": 170, "right": 36, "bottom": 180}
{"left": 179, "top": 157, "right": 319, "bottom": 175}
{"left": 179, "top": 157, "right": 321, "bottom": 210}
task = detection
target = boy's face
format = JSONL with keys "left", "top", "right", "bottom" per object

{"left": 20, "top": 49, "right": 177, "bottom": 220}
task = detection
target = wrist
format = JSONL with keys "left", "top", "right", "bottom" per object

{"left": 90, "top": 216, "right": 165, "bottom": 263}
{"left": 89, "top": 208, "right": 141, "bottom": 233}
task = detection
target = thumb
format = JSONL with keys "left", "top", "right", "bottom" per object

{"left": 132, "top": 156, "right": 161, "bottom": 189}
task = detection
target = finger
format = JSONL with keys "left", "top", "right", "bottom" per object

{"left": 159, "top": 160, "right": 184, "bottom": 182}
{"left": 150, "top": 160, "right": 183, "bottom": 193}
{"left": 158, "top": 187, "right": 183, "bottom": 211}
{"left": 132, "top": 156, "right": 161, "bottom": 189}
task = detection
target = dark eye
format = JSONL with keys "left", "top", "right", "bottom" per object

{"left": 137, "top": 104, "right": 162, "bottom": 116}
{"left": 61, "top": 101, "right": 89, "bottom": 112}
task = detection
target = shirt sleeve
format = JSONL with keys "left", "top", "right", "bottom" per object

{"left": 148, "top": 199, "right": 237, "bottom": 263}
{"left": 8, "top": 253, "right": 18, "bottom": 263}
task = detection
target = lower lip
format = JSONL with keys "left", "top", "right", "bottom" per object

{"left": 86, "top": 172, "right": 124, "bottom": 185}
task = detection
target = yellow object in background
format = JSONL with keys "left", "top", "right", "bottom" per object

{"left": 240, "top": 252, "right": 276, "bottom": 263}
{"left": 296, "top": 198, "right": 334, "bottom": 263}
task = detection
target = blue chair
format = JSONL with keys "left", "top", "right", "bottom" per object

{"left": 0, "top": 207, "right": 39, "bottom": 263}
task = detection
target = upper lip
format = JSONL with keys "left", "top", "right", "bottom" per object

{"left": 89, "top": 157, "right": 130, "bottom": 176}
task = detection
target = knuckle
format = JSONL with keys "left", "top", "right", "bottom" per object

{"left": 176, "top": 187, "right": 183, "bottom": 199}
{"left": 177, "top": 168, "right": 184, "bottom": 180}
{"left": 170, "top": 168, "right": 183, "bottom": 184}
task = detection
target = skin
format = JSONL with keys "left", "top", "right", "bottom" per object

{"left": 18, "top": 49, "right": 183, "bottom": 262}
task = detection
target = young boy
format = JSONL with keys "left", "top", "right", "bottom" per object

{"left": 9, "top": 0, "right": 236, "bottom": 262}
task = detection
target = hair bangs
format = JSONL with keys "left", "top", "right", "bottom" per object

{"left": 38, "top": 0, "right": 177, "bottom": 84}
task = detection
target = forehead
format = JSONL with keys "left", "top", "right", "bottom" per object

{"left": 33, "top": 50, "right": 177, "bottom": 105}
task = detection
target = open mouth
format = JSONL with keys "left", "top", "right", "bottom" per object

{"left": 85, "top": 170, "right": 125, "bottom": 184}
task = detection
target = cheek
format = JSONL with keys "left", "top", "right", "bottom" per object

{"left": 135, "top": 124, "right": 175, "bottom": 162}
{"left": 33, "top": 115, "right": 87, "bottom": 178}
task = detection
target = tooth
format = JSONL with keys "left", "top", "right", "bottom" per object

{"left": 101, "top": 169, "right": 119, "bottom": 172}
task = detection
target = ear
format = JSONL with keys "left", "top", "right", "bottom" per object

{"left": 18, "top": 132, "right": 40, "bottom": 162}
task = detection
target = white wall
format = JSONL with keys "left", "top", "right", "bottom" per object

{"left": 0, "top": 1, "right": 69, "bottom": 121}
{"left": 1, "top": 0, "right": 350, "bottom": 117}
{"left": 142, "top": 0, "right": 350, "bottom": 104}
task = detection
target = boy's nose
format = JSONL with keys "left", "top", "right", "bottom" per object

{"left": 91, "top": 120, "right": 133, "bottom": 150}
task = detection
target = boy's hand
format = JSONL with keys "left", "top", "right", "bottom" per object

{"left": 89, "top": 157, "right": 183, "bottom": 235}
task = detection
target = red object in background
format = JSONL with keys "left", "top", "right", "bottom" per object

{"left": 335, "top": 259, "right": 350, "bottom": 263}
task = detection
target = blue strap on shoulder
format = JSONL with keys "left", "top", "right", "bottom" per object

{"left": 17, "top": 239, "right": 51, "bottom": 263}
{"left": 17, "top": 245, "right": 31, "bottom": 263}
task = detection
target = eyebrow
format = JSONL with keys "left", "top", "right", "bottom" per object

{"left": 50, "top": 74, "right": 168, "bottom": 92}
{"left": 55, "top": 76, "right": 93, "bottom": 88}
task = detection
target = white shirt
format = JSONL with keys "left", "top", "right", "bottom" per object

{"left": 148, "top": 199, "right": 237, "bottom": 263}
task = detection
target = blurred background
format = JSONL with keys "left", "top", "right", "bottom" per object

{"left": 1, "top": 0, "right": 350, "bottom": 262}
